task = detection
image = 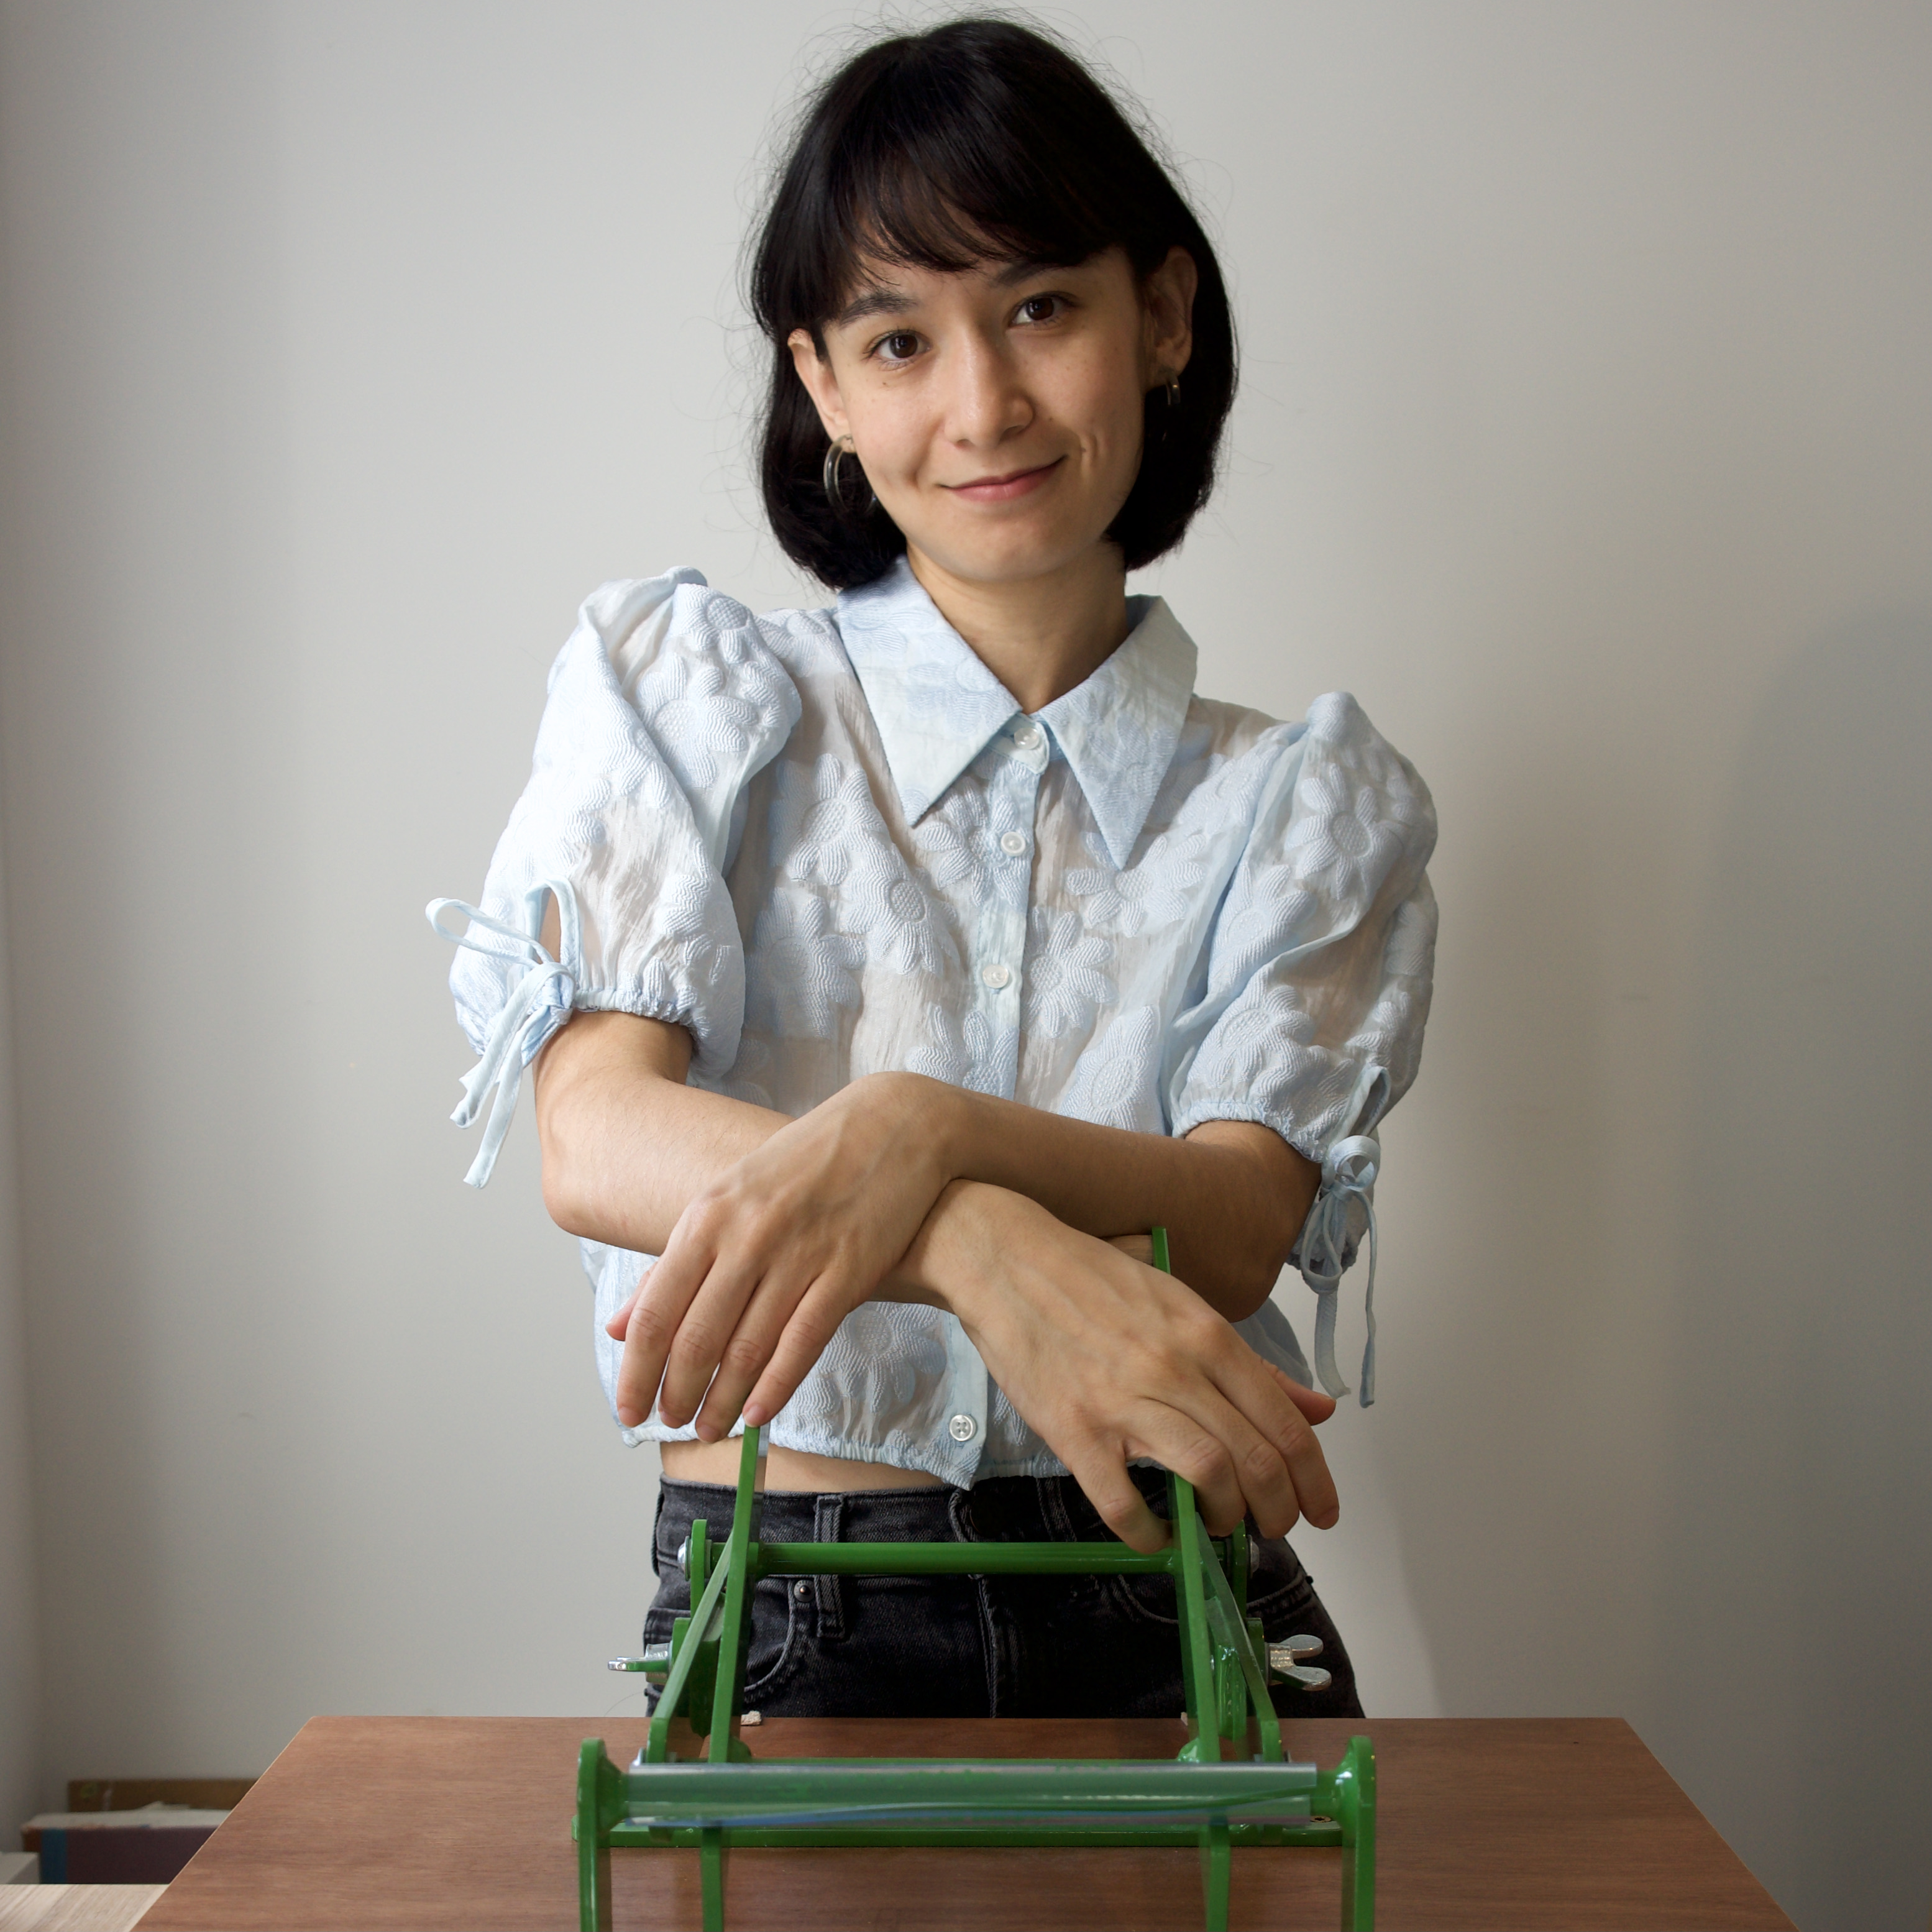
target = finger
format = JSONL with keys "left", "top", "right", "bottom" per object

{"left": 1146, "top": 1329, "right": 1338, "bottom": 1534}
{"left": 1216, "top": 1355, "right": 1340, "bottom": 1530}
{"left": 603, "top": 1274, "right": 648, "bottom": 1342}
{"left": 689, "top": 1266, "right": 817, "bottom": 1441}
{"left": 1129, "top": 1405, "right": 1255, "bottom": 1539}
{"left": 656, "top": 1255, "right": 766, "bottom": 1429}
{"left": 1261, "top": 1358, "right": 1338, "bottom": 1426}
{"left": 1058, "top": 1435, "right": 1170, "bottom": 1554}
{"left": 613, "top": 1250, "right": 710, "bottom": 1429}
{"left": 741, "top": 1277, "right": 861, "bottom": 1427}
{"left": 1178, "top": 1386, "right": 1310, "bottom": 1539}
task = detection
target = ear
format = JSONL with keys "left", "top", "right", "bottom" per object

{"left": 1140, "top": 247, "right": 1199, "bottom": 388}
{"left": 787, "top": 329, "right": 851, "bottom": 444}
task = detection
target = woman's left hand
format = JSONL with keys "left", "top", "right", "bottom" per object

{"left": 606, "top": 1071, "right": 957, "bottom": 1434}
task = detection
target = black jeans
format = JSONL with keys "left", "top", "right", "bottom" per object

{"left": 644, "top": 1467, "right": 1364, "bottom": 1720}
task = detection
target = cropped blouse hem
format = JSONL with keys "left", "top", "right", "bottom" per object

{"left": 621, "top": 1417, "right": 986, "bottom": 1490}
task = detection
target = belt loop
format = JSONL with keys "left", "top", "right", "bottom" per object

{"left": 812, "top": 1494, "right": 846, "bottom": 1640}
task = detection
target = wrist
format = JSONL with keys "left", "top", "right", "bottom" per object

{"left": 853, "top": 1070, "right": 962, "bottom": 1192}
{"left": 887, "top": 1178, "right": 1033, "bottom": 1321}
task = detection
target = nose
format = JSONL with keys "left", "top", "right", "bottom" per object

{"left": 941, "top": 331, "right": 1032, "bottom": 449}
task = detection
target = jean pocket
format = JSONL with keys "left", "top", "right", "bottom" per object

{"left": 1101, "top": 1532, "right": 1319, "bottom": 1629}
{"left": 1102, "top": 1569, "right": 1184, "bottom": 1628}
{"left": 645, "top": 1575, "right": 805, "bottom": 1707}
{"left": 1245, "top": 1538, "right": 1319, "bottom": 1623}
{"left": 741, "top": 1577, "right": 805, "bottom": 1701}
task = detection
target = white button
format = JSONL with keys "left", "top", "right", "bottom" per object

{"left": 1013, "top": 723, "right": 1043, "bottom": 751}
{"left": 981, "top": 963, "right": 1011, "bottom": 990}
{"left": 948, "top": 1413, "right": 978, "bottom": 1443}
{"left": 1000, "top": 831, "right": 1028, "bottom": 856}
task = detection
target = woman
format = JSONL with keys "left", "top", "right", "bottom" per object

{"left": 433, "top": 17, "right": 1435, "bottom": 1721}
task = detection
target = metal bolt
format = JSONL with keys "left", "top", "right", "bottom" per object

{"left": 608, "top": 1641, "right": 674, "bottom": 1686}
{"left": 676, "top": 1537, "right": 690, "bottom": 1577}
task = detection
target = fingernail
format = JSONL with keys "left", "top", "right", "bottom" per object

{"left": 741, "top": 1403, "right": 766, "bottom": 1426}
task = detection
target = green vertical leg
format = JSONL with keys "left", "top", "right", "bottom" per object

{"left": 1336, "top": 1734, "right": 1376, "bottom": 1932}
{"left": 1169, "top": 1471, "right": 1221, "bottom": 1762}
{"left": 706, "top": 1426, "right": 768, "bottom": 1762}
{"left": 1154, "top": 1229, "right": 1225, "bottom": 1769}
{"left": 575, "top": 1740, "right": 617, "bottom": 1932}
{"left": 1199, "top": 1818, "right": 1231, "bottom": 1931}
{"left": 644, "top": 1550, "right": 733, "bottom": 1765}
{"left": 1216, "top": 1629, "right": 1245, "bottom": 1744}
{"left": 698, "top": 1826, "right": 727, "bottom": 1932}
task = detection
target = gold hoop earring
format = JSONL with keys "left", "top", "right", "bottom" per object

{"left": 1165, "top": 376, "right": 1181, "bottom": 408}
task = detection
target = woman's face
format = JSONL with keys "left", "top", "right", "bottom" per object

{"left": 790, "top": 245, "right": 1196, "bottom": 589}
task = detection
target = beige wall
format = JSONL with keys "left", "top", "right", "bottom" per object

{"left": 0, "top": 5, "right": 1926, "bottom": 1926}
{"left": 0, "top": 822, "right": 37, "bottom": 1845}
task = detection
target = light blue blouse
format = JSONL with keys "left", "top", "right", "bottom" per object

{"left": 432, "top": 558, "right": 1437, "bottom": 1485}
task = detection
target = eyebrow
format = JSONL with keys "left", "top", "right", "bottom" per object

{"left": 832, "top": 255, "right": 1084, "bottom": 329}
{"left": 835, "top": 285, "right": 917, "bottom": 327}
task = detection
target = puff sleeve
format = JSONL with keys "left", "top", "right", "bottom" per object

{"left": 430, "top": 571, "right": 801, "bottom": 1185}
{"left": 1168, "top": 692, "right": 1437, "bottom": 1403}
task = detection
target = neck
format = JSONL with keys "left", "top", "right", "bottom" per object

{"left": 906, "top": 544, "right": 1130, "bottom": 715}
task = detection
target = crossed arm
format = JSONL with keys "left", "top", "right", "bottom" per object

{"left": 531, "top": 1005, "right": 1340, "bottom": 1554}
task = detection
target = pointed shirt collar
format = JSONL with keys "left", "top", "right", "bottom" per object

{"left": 835, "top": 557, "right": 1198, "bottom": 869}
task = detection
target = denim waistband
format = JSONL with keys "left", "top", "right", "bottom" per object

{"left": 656, "top": 1467, "right": 1171, "bottom": 1544}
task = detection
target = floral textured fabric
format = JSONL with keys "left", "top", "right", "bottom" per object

{"left": 443, "top": 557, "right": 1437, "bottom": 1485}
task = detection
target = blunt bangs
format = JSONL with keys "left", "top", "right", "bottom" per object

{"left": 750, "top": 17, "right": 1237, "bottom": 590}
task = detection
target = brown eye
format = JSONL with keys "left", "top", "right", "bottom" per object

{"left": 1018, "top": 295, "right": 1061, "bottom": 324}
{"left": 879, "top": 331, "right": 920, "bottom": 362}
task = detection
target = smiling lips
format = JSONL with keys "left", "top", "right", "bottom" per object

{"left": 944, "top": 457, "right": 1064, "bottom": 503}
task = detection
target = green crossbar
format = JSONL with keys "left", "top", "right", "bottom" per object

{"left": 576, "top": 1227, "right": 1375, "bottom": 1932}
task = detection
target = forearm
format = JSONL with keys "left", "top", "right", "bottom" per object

{"left": 533, "top": 1012, "right": 789, "bottom": 1252}
{"left": 537, "top": 1017, "right": 1311, "bottom": 1316}
{"left": 918, "top": 1081, "right": 1316, "bottom": 1320}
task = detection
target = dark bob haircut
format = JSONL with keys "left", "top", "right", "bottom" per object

{"left": 749, "top": 17, "right": 1237, "bottom": 590}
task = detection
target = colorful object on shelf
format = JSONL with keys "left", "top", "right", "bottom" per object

{"left": 575, "top": 1227, "right": 1375, "bottom": 1932}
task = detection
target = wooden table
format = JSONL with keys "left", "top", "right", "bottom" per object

{"left": 135, "top": 1716, "right": 1792, "bottom": 1931}
{"left": 0, "top": 1889, "right": 167, "bottom": 1931}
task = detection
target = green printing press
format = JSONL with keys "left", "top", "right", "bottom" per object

{"left": 577, "top": 1233, "right": 1375, "bottom": 1932}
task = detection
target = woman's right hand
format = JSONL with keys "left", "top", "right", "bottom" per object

{"left": 896, "top": 1182, "right": 1340, "bottom": 1554}
{"left": 606, "top": 1071, "right": 961, "bottom": 1436}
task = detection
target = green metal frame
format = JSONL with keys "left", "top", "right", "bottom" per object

{"left": 575, "top": 1230, "right": 1375, "bottom": 1931}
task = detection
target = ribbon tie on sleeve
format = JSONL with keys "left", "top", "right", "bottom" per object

{"left": 1296, "top": 1133, "right": 1381, "bottom": 1407}
{"left": 426, "top": 882, "right": 579, "bottom": 1188}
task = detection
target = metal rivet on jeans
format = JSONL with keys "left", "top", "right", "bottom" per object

{"left": 794, "top": 1580, "right": 810, "bottom": 1600}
